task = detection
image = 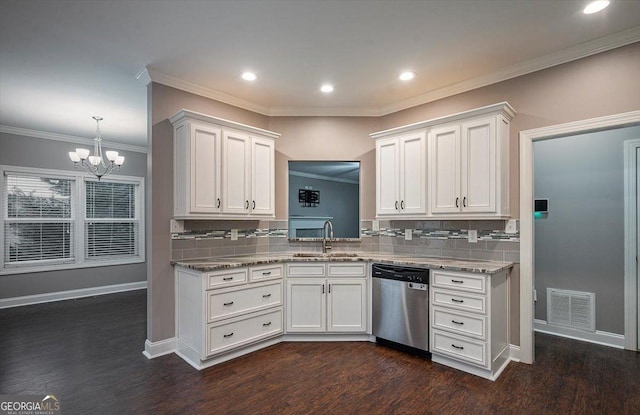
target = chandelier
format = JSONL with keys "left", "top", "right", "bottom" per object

{"left": 68, "top": 116, "right": 125, "bottom": 180}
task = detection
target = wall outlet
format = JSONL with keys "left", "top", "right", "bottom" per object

{"left": 505, "top": 219, "right": 517, "bottom": 234}
{"left": 467, "top": 230, "right": 478, "bottom": 243}
{"left": 372, "top": 220, "right": 380, "bottom": 232}
{"left": 405, "top": 229, "right": 412, "bottom": 241}
{"left": 230, "top": 229, "right": 238, "bottom": 241}
{"left": 170, "top": 219, "right": 184, "bottom": 233}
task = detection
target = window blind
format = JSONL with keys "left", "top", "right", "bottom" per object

{"left": 84, "top": 181, "right": 139, "bottom": 260}
{"left": 4, "top": 174, "right": 74, "bottom": 265}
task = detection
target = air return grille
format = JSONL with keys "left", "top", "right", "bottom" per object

{"left": 547, "top": 288, "right": 595, "bottom": 332}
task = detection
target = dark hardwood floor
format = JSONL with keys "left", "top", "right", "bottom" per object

{"left": 1, "top": 290, "right": 639, "bottom": 414}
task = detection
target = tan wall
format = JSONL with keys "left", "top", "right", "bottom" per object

{"left": 148, "top": 83, "right": 269, "bottom": 341}
{"left": 148, "top": 43, "right": 640, "bottom": 344}
{"left": 267, "top": 116, "right": 380, "bottom": 221}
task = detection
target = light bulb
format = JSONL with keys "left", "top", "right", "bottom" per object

{"left": 75, "top": 148, "right": 90, "bottom": 160}
{"left": 399, "top": 71, "right": 415, "bottom": 81}
{"left": 105, "top": 151, "right": 119, "bottom": 162}
{"left": 69, "top": 152, "right": 81, "bottom": 162}
{"left": 320, "top": 84, "right": 334, "bottom": 93}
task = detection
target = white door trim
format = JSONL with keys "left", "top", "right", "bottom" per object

{"left": 519, "top": 110, "right": 640, "bottom": 364}
{"left": 624, "top": 139, "right": 640, "bottom": 350}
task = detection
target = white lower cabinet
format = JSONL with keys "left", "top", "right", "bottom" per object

{"left": 429, "top": 269, "right": 509, "bottom": 380}
{"left": 286, "top": 263, "right": 368, "bottom": 334}
{"left": 175, "top": 264, "right": 284, "bottom": 368}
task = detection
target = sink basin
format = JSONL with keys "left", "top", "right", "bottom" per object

{"left": 292, "top": 253, "right": 358, "bottom": 258}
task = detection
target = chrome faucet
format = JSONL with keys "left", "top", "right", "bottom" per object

{"left": 322, "top": 220, "right": 334, "bottom": 253}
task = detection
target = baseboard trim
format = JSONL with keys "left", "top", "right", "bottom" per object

{"left": 143, "top": 338, "right": 177, "bottom": 359}
{"left": 0, "top": 281, "right": 147, "bottom": 309}
{"left": 534, "top": 319, "right": 625, "bottom": 349}
{"left": 509, "top": 344, "right": 521, "bottom": 362}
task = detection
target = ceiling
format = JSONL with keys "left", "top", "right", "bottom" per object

{"left": 1, "top": 0, "right": 639, "bottom": 148}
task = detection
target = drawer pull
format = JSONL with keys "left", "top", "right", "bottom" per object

{"left": 223, "top": 277, "right": 233, "bottom": 281}
{"left": 451, "top": 344, "right": 464, "bottom": 350}
{"left": 263, "top": 321, "right": 272, "bottom": 327}
{"left": 262, "top": 294, "right": 272, "bottom": 298}
{"left": 451, "top": 320, "right": 464, "bottom": 325}
{"left": 223, "top": 332, "right": 234, "bottom": 338}
{"left": 262, "top": 271, "right": 272, "bottom": 276}
{"left": 451, "top": 298, "right": 464, "bottom": 303}
{"left": 451, "top": 279, "right": 464, "bottom": 284}
{"left": 223, "top": 301, "right": 234, "bottom": 306}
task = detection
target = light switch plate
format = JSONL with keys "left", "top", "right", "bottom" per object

{"left": 372, "top": 220, "right": 380, "bottom": 232}
{"left": 467, "top": 230, "right": 478, "bottom": 243}
{"left": 170, "top": 219, "right": 184, "bottom": 233}
{"left": 230, "top": 229, "right": 238, "bottom": 241}
{"left": 405, "top": 229, "right": 412, "bottom": 241}
{"left": 505, "top": 219, "right": 517, "bottom": 234}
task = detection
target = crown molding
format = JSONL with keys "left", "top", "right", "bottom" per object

{"left": 168, "top": 109, "right": 280, "bottom": 139}
{"left": 0, "top": 125, "right": 148, "bottom": 153}
{"left": 137, "top": 27, "right": 640, "bottom": 118}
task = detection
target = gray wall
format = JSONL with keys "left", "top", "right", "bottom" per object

{"left": 289, "top": 174, "right": 359, "bottom": 238}
{"left": 533, "top": 126, "right": 640, "bottom": 334}
{"left": 0, "top": 132, "right": 147, "bottom": 299}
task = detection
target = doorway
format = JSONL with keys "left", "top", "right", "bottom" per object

{"left": 624, "top": 139, "right": 640, "bottom": 350}
{"left": 519, "top": 111, "right": 640, "bottom": 364}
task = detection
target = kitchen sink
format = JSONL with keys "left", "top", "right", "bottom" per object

{"left": 292, "top": 252, "right": 358, "bottom": 258}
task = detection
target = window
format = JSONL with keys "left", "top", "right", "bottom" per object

{"left": 1, "top": 166, "right": 144, "bottom": 274}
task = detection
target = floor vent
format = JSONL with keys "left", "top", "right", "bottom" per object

{"left": 547, "top": 288, "right": 595, "bottom": 332}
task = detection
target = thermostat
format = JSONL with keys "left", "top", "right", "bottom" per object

{"left": 534, "top": 198, "right": 549, "bottom": 213}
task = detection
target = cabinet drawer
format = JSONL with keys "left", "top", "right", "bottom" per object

{"left": 250, "top": 264, "right": 283, "bottom": 282}
{"left": 327, "top": 263, "right": 367, "bottom": 277}
{"left": 207, "top": 281, "right": 283, "bottom": 323}
{"left": 206, "top": 269, "right": 248, "bottom": 290}
{"left": 432, "top": 307, "right": 487, "bottom": 340}
{"left": 432, "top": 329, "right": 488, "bottom": 368}
{"left": 286, "top": 263, "right": 326, "bottom": 277}
{"left": 432, "top": 288, "right": 486, "bottom": 314}
{"left": 206, "top": 308, "right": 283, "bottom": 357}
{"left": 432, "top": 270, "right": 486, "bottom": 294}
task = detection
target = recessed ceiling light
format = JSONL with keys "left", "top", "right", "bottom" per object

{"left": 320, "top": 84, "right": 334, "bottom": 93}
{"left": 241, "top": 72, "right": 258, "bottom": 81}
{"left": 399, "top": 71, "right": 415, "bottom": 81}
{"left": 583, "top": 0, "right": 610, "bottom": 14}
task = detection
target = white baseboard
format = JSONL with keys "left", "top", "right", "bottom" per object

{"left": 509, "top": 344, "right": 521, "bottom": 362}
{"left": 534, "top": 319, "right": 625, "bottom": 349}
{"left": 0, "top": 281, "right": 147, "bottom": 309}
{"left": 143, "top": 337, "right": 176, "bottom": 359}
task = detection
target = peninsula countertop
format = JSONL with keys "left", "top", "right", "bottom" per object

{"left": 173, "top": 253, "right": 514, "bottom": 274}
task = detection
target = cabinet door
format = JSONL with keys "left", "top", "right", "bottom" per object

{"left": 376, "top": 138, "right": 400, "bottom": 215}
{"left": 461, "top": 117, "right": 496, "bottom": 213}
{"left": 250, "top": 135, "right": 275, "bottom": 216}
{"left": 327, "top": 279, "right": 367, "bottom": 332}
{"left": 429, "top": 125, "right": 461, "bottom": 214}
{"left": 222, "top": 130, "right": 251, "bottom": 214}
{"left": 189, "top": 123, "right": 222, "bottom": 213}
{"left": 286, "top": 279, "right": 326, "bottom": 332}
{"left": 399, "top": 133, "right": 427, "bottom": 214}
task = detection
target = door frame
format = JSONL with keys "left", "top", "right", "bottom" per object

{"left": 519, "top": 110, "right": 640, "bottom": 364}
{"left": 624, "top": 139, "right": 640, "bottom": 350}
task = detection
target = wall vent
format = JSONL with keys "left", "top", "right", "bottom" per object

{"left": 546, "top": 288, "right": 595, "bottom": 332}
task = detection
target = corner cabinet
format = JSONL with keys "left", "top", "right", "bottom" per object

{"left": 170, "top": 109, "right": 279, "bottom": 219}
{"left": 371, "top": 102, "right": 515, "bottom": 220}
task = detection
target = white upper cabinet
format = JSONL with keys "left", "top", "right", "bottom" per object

{"left": 375, "top": 132, "right": 427, "bottom": 217}
{"left": 372, "top": 102, "right": 514, "bottom": 220}
{"left": 170, "top": 109, "right": 279, "bottom": 219}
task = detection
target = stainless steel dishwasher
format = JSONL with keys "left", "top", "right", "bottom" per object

{"left": 372, "top": 263, "right": 429, "bottom": 355}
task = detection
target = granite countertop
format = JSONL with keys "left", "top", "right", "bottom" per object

{"left": 173, "top": 253, "right": 513, "bottom": 274}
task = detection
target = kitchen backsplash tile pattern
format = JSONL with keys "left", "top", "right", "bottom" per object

{"left": 171, "top": 219, "right": 519, "bottom": 263}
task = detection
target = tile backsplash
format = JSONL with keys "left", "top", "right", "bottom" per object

{"left": 171, "top": 219, "right": 519, "bottom": 263}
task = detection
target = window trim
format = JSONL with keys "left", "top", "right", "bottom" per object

{"left": 1, "top": 165, "right": 145, "bottom": 275}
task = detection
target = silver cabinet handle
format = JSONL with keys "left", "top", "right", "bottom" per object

{"left": 263, "top": 321, "right": 272, "bottom": 327}
{"left": 451, "top": 320, "right": 464, "bottom": 325}
{"left": 223, "top": 301, "right": 234, "bottom": 306}
{"left": 223, "top": 332, "right": 234, "bottom": 338}
{"left": 223, "top": 277, "right": 233, "bottom": 281}
{"left": 451, "top": 344, "right": 464, "bottom": 350}
{"left": 451, "top": 298, "right": 464, "bottom": 303}
{"left": 262, "top": 293, "right": 272, "bottom": 298}
{"left": 451, "top": 279, "right": 464, "bottom": 284}
{"left": 262, "top": 271, "right": 271, "bottom": 276}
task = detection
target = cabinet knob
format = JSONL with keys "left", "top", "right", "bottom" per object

{"left": 395, "top": 201, "right": 399, "bottom": 210}
{"left": 217, "top": 198, "right": 221, "bottom": 208}
{"left": 463, "top": 196, "right": 467, "bottom": 207}
{"left": 455, "top": 197, "right": 459, "bottom": 208}
{"left": 400, "top": 200, "right": 405, "bottom": 210}
{"left": 252, "top": 200, "right": 256, "bottom": 210}
{"left": 245, "top": 200, "right": 249, "bottom": 209}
